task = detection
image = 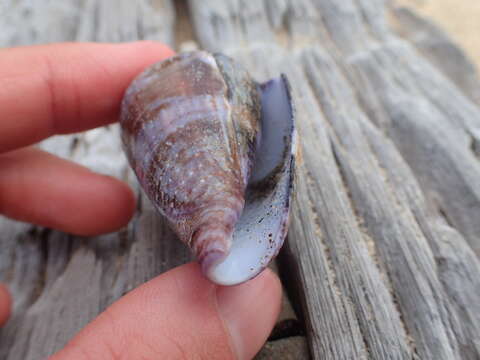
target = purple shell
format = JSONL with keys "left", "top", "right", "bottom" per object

{"left": 120, "top": 51, "right": 296, "bottom": 285}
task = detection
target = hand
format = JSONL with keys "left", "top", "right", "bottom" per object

{"left": 0, "top": 42, "right": 281, "bottom": 359}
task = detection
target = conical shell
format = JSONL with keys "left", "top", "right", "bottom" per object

{"left": 121, "top": 51, "right": 296, "bottom": 285}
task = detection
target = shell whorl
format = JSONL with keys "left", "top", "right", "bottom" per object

{"left": 120, "top": 51, "right": 261, "bottom": 267}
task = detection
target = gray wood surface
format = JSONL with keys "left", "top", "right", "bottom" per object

{"left": 1, "top": 0, "right": 479, "bottom": 359}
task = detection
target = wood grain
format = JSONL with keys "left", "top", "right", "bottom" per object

{"left": 1, "top": 0, "right": 479, "bottom": 359}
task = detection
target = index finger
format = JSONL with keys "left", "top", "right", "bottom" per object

{"left": 0, "top": 41, "right": 174, "bottom": 153}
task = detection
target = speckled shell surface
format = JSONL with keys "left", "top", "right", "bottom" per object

{"left": 121, "top": 51, "right": 261, "bottom": 271}
{"left": 121, "top": 51, "right": 295, "bottom": 285}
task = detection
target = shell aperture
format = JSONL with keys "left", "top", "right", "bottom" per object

{"left": 120, "top": 51, "right": 295, "bottom": 285}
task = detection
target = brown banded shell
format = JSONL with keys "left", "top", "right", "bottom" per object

{"left": 120, "top": 51, "right": 296, "bottom": 285}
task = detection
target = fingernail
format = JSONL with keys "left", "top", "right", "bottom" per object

{"left": 216, "top": 269, "right": 282, "bottom": 360}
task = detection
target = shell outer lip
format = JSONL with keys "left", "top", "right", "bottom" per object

{"left": 203, "top": 73, "right": 296, "bottom": 286}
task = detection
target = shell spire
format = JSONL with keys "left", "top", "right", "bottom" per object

{"left": 121, "top": 51, "right": 295, "bottom": 285}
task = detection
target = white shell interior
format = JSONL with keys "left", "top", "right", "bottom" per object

{"left": 206, "top": 76, "right": 295, "bottom": 285}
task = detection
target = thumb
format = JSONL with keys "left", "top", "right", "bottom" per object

{"left": 51, "top": 263, "right": 282, "bottom": 360}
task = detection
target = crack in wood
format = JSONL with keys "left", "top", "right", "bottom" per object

{"left": 304, "top": 170, "right": 344, "bottom": 302}
{"left": 469, "top": 133, "right": 480, "bottom": 160}
{"left": 174, "top": 0, "right": 196, "bottom": 50}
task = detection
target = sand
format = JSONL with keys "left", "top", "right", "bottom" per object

{"left": 396, "top": 0, "right": 480, "bottom": 69}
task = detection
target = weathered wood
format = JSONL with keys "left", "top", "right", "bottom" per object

{"left": 391, "top": 6, "right": 480, "bottom": 106}
{"left": 1, "top": 0, "right": 480, "bottom": 359}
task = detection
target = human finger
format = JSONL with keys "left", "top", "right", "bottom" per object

{"left": 51, "top": 264, "right": 282, "bottom": 360}
{"left": 0, "top": 41, "right": 174, "bottom": 153}
{"left": 0, "top": 284, "right": 12, "bottom": 327}
{"left": 0, "top": 147, "right": 135, "bottom": 235}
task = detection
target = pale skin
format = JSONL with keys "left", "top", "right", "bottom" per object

{"left": 0, "top": 42, "right": 282, "bottom": 360}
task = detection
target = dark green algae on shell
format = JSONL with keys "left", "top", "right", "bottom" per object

{"left": 120, "top": 51, "right": 296, "bottom": 285}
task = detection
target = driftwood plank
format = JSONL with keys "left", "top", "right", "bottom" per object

{"left": 189, "top": 0, "right": 480, "bottom": 358}
{"left": 1, "top": 0, "right": 480, "bottom": 359}
{"left": 391, "top": 6, "right": 480, "bottom": 106}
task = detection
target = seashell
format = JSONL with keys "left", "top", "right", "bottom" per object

{"left": 120, "top": 51, "right": 296, "bottom": 285}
